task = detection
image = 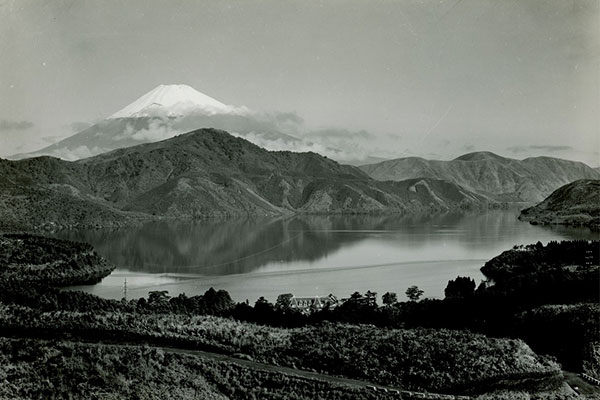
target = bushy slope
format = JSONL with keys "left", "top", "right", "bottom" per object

{"left": 0, "top": 338, "right": 228, "bottom": 400}
{"left": 0, "top": 234, "right": 115, "bottom": 285}
{"left": 0, "top": 306, "right": 561, "bottom": 394}
{"left": 0, "top": 338, "right": 409, "bottom": 400}
{"left": 519, "top": 180, "right": 600, "bottom": 228}
{"left": 0, "top": 129, "right": 488, "bottom": 229}
{"left": 359, "top": 152, "right": 600, "bottom": 202}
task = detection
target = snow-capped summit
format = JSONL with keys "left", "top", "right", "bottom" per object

{"left": 12, "top": 83, "right": 295, "bottom": 161}
{"left": 109, "top": 84, "right": 245, "bottom": 119}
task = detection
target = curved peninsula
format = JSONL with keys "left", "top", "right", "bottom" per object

{"left": 519, "top": 179, "right": 599, "bottom": 229}
{"left": 0, "top": 234, "right": 115, "bottom": 286}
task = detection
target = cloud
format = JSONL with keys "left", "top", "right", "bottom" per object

{"left": 131, "top": 120, "right": 179, "bottom": 142}
{"left": 305, "top": 128, "right": 373, "bottom": 140}
{"left": 29, "top": 145, "right": 107, "bottom": 161}
{"left": 159, "top": 111, "right": 374, "bottom": 162}
{"left": 168, "top": 111, "right": 302, "bottom": 138}
{"left": 67, "top": 121, "right": 93, "bottom": 132}
{"left": 273, "top": 112, "right": 304, "bottom": 125}
{"left": 41, "top": 135, "right": 68, "bottom": 144}
{"left": 41, "top": 108, "right": 379, "bottom": 163}
{"left": 229, "top": 131, "right": 364, "bottom": 162}
{"left": 507, "top": 145, "right": 573, "bottom": 153}
{"left": 0, "top": 120, "right": 34, "bottom": 131}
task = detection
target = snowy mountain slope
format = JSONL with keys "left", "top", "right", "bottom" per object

{"left": 11, "top": 84, "right": 299, "bottom": 161}
{"left": 11, "top": 84, "right": 390, "bottom": 164}
{"left": 108, "top": 84, "right": 247, "bottom": 118}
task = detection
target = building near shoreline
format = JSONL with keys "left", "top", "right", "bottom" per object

{"left": 289, "top": 294, "right": 339, "bottom": 313}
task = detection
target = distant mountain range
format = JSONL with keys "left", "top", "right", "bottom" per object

{"left": 359, "top": 151, "right": 600, "bottom": 202}
{"left": 519, "top": 180, "right": 599, "bottom": 228}
{"left": 0, "top": 129, "right": 489, "bottom": 230}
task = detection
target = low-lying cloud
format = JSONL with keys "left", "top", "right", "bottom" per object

{"left": 106, "top": 111, "right": 376, "bottom": 163}
{"left": 507, "top": 145, "right": 573, "bottom": 154}
{"left": 131, "top": 120, "right": 179, "bottom": 142}
{"left": 0, "top": 120, "right": 34, "bottom": 131}
{"left": 67, "top": 121, "right": 93, "bottom": 132}
{"left": 26, "top": 109, "right": 381, "bottom": 163}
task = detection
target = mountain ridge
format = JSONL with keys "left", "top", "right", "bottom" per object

{"left": 519, "top": 179, "right": 600, "bottom": 228}
{"left": 0, "top": 129, "right": 491, "bottom": 230}
{"left": 359, "top": 152, "right": 600, "bottom": 202}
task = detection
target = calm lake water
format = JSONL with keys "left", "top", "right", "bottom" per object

{"left": 53, "top": 209, "right": 598, "bottom": 302}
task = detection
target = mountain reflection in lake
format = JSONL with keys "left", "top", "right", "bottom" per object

{"left": 53, "top": 209, "right": 598, "bottom": 302}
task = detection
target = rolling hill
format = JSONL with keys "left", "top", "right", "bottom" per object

{"left": 0, "top": 129, "right": 490, "bottom": 230}
{"left": 359, "top": 152, "right": 600, "bottom": 202}
{"left": 519, "top": 179, "right": 600, "bottom": 228}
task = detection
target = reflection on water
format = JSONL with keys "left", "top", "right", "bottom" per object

{"left": 53, "top": 209, "right": 598, "bottom": 302}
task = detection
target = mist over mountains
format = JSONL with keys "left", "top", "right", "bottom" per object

{"left": 12, "top": 84, "right": 379, "bottom": 164}
{"left": 12, "top": 83, "right": 597, "bottom": 172}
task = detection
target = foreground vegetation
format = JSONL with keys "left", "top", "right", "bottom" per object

{"left": 0, "top": 237, "right": 596, "bottom": 398}
{"left": 0, "top": 234, "right": 115, "bottom": 285}
{"left": 0, "top": 304, "right": 561, "bottom": 394}
{"left": 0, "top": 337, "right": 405, "bottom": 400}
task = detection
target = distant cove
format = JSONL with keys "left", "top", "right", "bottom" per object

{"left": 54, "top": 209, "right": 599, "bottom": 302}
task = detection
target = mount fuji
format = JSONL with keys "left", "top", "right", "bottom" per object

{"left": 12, "top": 84, "right": 300, "bottom": 161}
{"left": 108, "top": 84, "right": 247, "bottom": 118}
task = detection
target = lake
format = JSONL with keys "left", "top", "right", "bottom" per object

{"left": 52, "top": 209, "right": 598, "bottom": 303}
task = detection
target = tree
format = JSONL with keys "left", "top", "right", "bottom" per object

{"left": 382, "top": 292, "right": 397, "bottom": 306}
{"left": 254, "top": 296, "right": 273, "bottom": 313}
{"left": 253, "top": 296, "right": 275, "bottom": 322}
{"left": 203, "top": 287, "right": 234, "bottom": 313}
{"left": 364, "top": 290, "right": 378, "bottom": 307}
{"left": 406, "top": 286, "right": 424, "bottom": 302}
{"left": 444, "top": 276, "right": 476, "bottom": 298}
{"left": 275, "top": 293, "right": 294, "bottom": 311}
{"left": 349, "top": 292, "right": 363, "bottom": 302}
{"left": 148, "top": 290, "right": 170, "bottom": 304}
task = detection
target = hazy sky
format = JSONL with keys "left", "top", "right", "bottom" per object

{"left": 1, "top": 0, "right": 598, "bottom": 165}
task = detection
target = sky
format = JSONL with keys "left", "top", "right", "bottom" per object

{"left": 0, "top": 0, "right": 598, "bottom": 165}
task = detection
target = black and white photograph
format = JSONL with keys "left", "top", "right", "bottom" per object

{"left": 0, "top": 0, "right": 598, "bottom": 399}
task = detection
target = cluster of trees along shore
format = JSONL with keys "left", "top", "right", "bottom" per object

{"left": 0, "top": 235, "right": 597, "bottom": 399}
